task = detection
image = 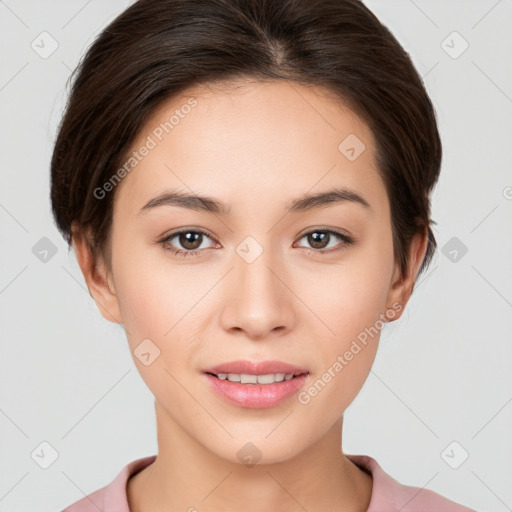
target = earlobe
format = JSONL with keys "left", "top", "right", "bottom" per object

{"left": 385, "top": 229, "right": 429, "bottom": 322}
{"left": 71, "top": 226, "right": 123, "bottom": 325}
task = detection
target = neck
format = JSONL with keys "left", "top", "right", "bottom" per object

{"left": 127, "top": 402, "right": 372, "bottom": 512}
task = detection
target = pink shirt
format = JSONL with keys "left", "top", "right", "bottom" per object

{"left": 61, "top": 453, "right": 477, "bottom": 511}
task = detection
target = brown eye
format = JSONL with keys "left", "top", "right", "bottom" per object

{"left": 306, "top": 231, "right": 330, "bottom": 249}
{"left": 159, "top": 229, "right": 217, "bottom": 257}
{"left": 177, "top": 231, "right": 203, "bottom": 250}
{"left": 296, "top": 229, "right": 355, "bottom": 254}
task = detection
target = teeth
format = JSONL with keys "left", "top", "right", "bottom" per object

{"left": 257, "top": 373, "right": 284, "bottom": 384}
{"left": 216, "top": 373, "right": 298, "bottom": 384}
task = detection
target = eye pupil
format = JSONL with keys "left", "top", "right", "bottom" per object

{"left": 180, "top": 232, "right": 202, "bottom": 250}
{"left": 308, "top": 231, "right": 328, "bottom": 249}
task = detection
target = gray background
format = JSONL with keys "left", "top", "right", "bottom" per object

{"left": 1, "top": 1, "right": 511, "bottom": 511}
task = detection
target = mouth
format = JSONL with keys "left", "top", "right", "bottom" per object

{"left": 202, "top": 360, "right": 310, "bottom": 408}
{"left": 202, "top": 359, "right": 309, "bottom": 377}
{"left": 204, "top": 371, "right": 308, "bottom": 384}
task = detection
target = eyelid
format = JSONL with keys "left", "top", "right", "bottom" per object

{"left": 294, "top": 228, "right": 356, "bottom": 252}
{"left": 159, "top": 226, "right": 356, "bottom": 257}
{"left": 296, "top": 225, "right": 354, "bottom": 240}
{"left": 159, "top": 227, "right": 219, "bottom": 248}
{"left": 160, "top": 226, "right": 353, "bottom": 243}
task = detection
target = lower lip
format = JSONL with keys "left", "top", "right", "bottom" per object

{"left": 204, "top": 373, "right": 309, "bottom": 409}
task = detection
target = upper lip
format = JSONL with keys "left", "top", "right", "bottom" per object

{"left": 203, "top": 360, "right": 309, "bottom": 376}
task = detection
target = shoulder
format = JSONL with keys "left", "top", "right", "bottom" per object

{"left": 346, "top": 454, "right": 478, "bottom": 512}
{"left": 60, "top": 455, "right": 157, "bottom": 512}
{"left": 60, "top": 483, "right": 109, "bottom": 512}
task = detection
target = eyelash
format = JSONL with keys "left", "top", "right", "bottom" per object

{"left": 158, "top": 228, "right": 356, "bottom": 258}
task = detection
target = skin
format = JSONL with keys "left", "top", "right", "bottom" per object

{"left": 73, "top": 79, "right": 427, "bottom": 512}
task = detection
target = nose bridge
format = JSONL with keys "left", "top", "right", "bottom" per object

{"left": 219, "top": 235, "right": 296, "bottom": 338}
{"left": 237, "top": 242, "right": 281, "bottom": 301}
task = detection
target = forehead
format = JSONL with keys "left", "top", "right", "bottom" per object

{"left": 113, "top": 79, "right": 387, "bottom": 217}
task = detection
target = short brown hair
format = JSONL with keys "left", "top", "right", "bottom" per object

{"left": 51, "top": 0, "right": 442, "bottom": 283}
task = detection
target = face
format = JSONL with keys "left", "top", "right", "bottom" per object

{"left": 78, "top": 79, "right": 422, "bottom": 465}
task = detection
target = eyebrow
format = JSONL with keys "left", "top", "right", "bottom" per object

{"left": 138, "top": 187, "right": 371, "bottom": 216}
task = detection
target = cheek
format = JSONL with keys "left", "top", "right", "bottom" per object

{"left": 310, "top": 270, "right": 384, "bottom": 378}
{"left": 111, "top": 252, "right": 203, "bottom": 403}
{"left": 112, "top": 239, "right": 202, "bottom": 338}
{"left": 309, "top": 240, "right": 393, "bottom": 346}
{"left": 111, "top": 243, "right": 217, "bottom": 391}
{"left": 301, "top": 235, "right": 394, "bottom": 405}
{"left": 298, "top": 285, "right": 383, "bottom": 423}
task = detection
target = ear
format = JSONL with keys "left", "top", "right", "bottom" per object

{"left": 384, "top": 228, "right": 429, "bottom": 322}
{"left": 71, "top": 225, "right": 123, "bottom": 324}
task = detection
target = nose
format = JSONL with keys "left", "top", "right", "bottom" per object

{"left": 219, "top": 247, "right": 297, "bottom": 340}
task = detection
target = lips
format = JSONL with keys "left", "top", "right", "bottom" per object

{"left": 203, "top": 361, "right": 310, "bottom": 408}
{"left": 202, "top": 360, "right": 309, "bottom": 376}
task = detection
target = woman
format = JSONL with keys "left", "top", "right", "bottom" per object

{"left": 51, "top": 0, "right": 477, "bottom": 510}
